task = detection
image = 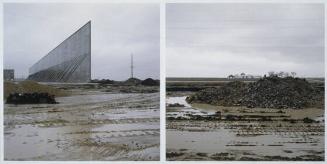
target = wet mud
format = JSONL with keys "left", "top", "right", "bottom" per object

{"left": 166, "top": 95, "right": 324, "bottom": 161}
{"left": 4, "top": 86, "right": 159, "bottom": 161}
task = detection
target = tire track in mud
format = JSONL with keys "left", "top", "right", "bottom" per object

{"left": 167, "top": 120, "right": 324, "bottom": 133}
{"left": 4, "top": 93, "right": 159, "bottom": 115}
{"left": 167, "top": 120, "right": 324, "bottom": 161}
{"left": 5, "top": 118, "right": 160, "bottom": 129}
{"left": 105, "top": 130, "right": 160, "bottom": 138}
{"left": 75, "top": 117, "right": 160, "bottom": 125}
{"left": 4, "top": 92, "right": 160, "bottom": 161}
{"left": 65, "top": 129, "right": 160, "bottom": 138}
{"left": 67, "top": 136, "right": 160, "bottom": 160}
{"left": 87, "top": 143, "right": 160, "bottom": 161}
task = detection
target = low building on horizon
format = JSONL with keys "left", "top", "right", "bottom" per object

{"left": 4, "top": 69, "right": 15, "bottom": 81}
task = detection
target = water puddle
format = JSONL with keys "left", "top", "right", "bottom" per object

{"left": 166, "top": 96, "right": 215, "bottom": 118}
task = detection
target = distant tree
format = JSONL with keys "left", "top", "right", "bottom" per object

{"left": 291, "top": 72, "right": 296, "bottom": 77}
{"left": 227, "top": 75, "right": 234, "bottom": 79}
{"left": 277, "top": 71, "right": 284, "bottom": 77}
{"left": 240, "top": 72, "right": 245, "bottom": 79}
{"left": 268, "top": 71, "right": 275, "bottom": 77}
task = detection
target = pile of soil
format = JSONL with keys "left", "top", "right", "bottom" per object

{"left": 90, "top": 79, "right": 114, "bottom": 84}
{"left": 186, "top": 76, "right": 324, "bottom": 109}
{"left": 4, "top": 81, "right": 69, "bottom": 99}
{"left": 6, "top": 92, "right": 57, "bottom": 104}
{"left": 141, "top": 78, "right": 159, "bottom": 86}
{"left": 123, "top": 78, "right": 142, "bottom": 85}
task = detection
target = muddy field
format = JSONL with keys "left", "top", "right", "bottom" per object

{"left": 166, "top": 95, "right": 324, "bottom": 161}
{"left": 4, "top": 84, "right": 159, "bottom": 161}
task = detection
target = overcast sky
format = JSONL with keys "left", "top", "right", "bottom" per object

{"left": 4, "top": 3, "right": 159, "bottom": 80}
{"left": 166, "top": 3, "right": 324, "bottom": 78}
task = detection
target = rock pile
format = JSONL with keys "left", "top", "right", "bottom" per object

{"left": 186, "top": 76, "right": 324, "bottom": 109}
{"left": 186, "top": 81, "right": 246, "bottom": 106}
{"left": 6, "top": 92, "right": 57, "bottom": 104}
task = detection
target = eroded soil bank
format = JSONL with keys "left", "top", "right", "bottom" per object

{"left": 4, "top": 84, "right": 159, "bottom": 161}
{"left": 166, "top": 95, "right": 324, "bottom": 161}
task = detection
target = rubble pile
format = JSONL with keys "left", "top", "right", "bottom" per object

{"left": 186, "top": 76, "right": 324, "bottom": 109}
{"left": 6, "top": 92, "right": 57, "bottom": 104}
{"left": 186, "top": 81, "right": 246, "bottom": 106}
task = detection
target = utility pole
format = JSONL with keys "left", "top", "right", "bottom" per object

{"left": 131, "top": 53, "right": 134, "bottom": 78}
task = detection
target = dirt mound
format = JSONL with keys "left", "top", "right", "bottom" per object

{"left": 4, "top": 81, "right": 69, "bottom": 99}
{"left": 6, "top": 92, "right": 57, "bottom": 104}
{"left": 123, "top": 78, "right": 142, "bottom": 85}
{"left": 187, "top": 76, "right": 324, "bottom": 109}
{"left": 186, "top": 81, "right": 246, "bottom": 106}
{"left": 242, "top": 77, "right": 321, "bottom": 108}
{"left": 90, "top": 79, "right": 114, "bottom": 84}
{"left": 141, "top": 78, "right": 159, "bottom": 86}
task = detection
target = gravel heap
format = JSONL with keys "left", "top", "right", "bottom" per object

{"left": 186, "top": 76, "right": 324, "bottom": 109}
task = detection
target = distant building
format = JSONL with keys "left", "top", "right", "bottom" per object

{"left": 4, "top": 69, "right": 14, "bottom": 81}
{"left": 27, "top": 21, "right": 91, "bottom": 83}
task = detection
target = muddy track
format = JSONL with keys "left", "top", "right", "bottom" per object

{"left": 166, "top": 96, "right": 324, "bottom": 161}
{"left": 66, "top": 129, "right": 160, "bottom": 137}
{"left": 167, "top": 120, "right": 324, "bottom": 134}
{"left": 4, "top": 92, "right": 160, "bottom": 161}
{"left": 4, "top": 93, "right": 159, "bottom": 114}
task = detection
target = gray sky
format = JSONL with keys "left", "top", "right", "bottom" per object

{"left": 166, "top": 3, "right": 325, "bottom": 78}
{"left": 4, "top": 3, "right": 159, "bottom": 80}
